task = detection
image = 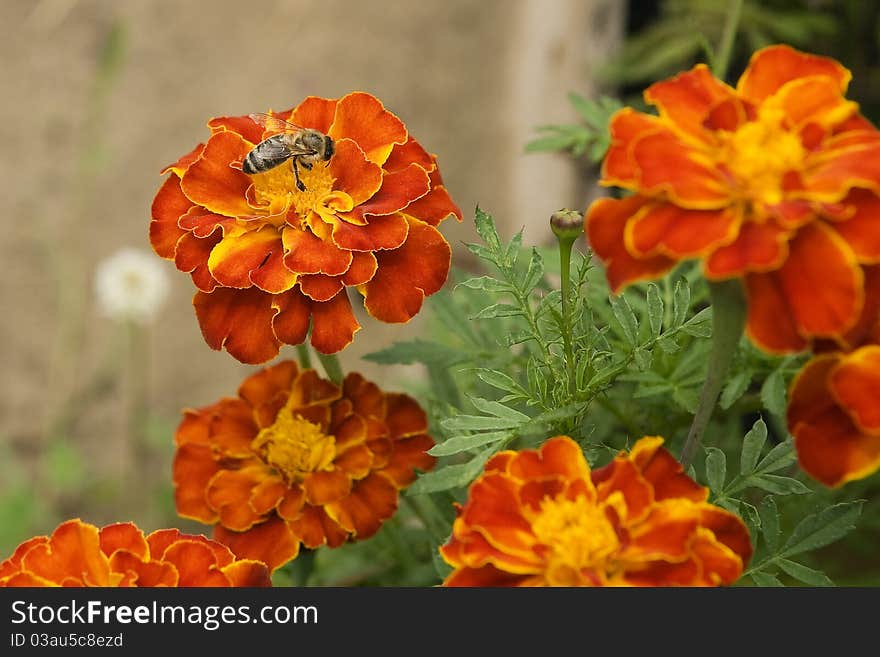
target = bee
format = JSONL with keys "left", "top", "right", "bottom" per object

{"left": 242, "top": 113, "right": 335, "bottom": 192}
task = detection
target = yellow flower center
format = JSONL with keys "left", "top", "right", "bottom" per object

{"left": 249, "top": 160, "right": 340, "bottom": 227}
{"left": 250, "top": 406, "right": 336, "bottom": 483}
{"left": 718, "top": 107, "right": 805, "bottom": 207}
{"left": 531, "top": 495, "right": 620, "bottom": 586}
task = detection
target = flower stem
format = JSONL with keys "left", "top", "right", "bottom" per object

{"left": 296, "top": 343, "right": 313, "bottom": 370}
{"left": 550, "top": 209, "right": 582, "bottom": 394}
{"left": 316, "top": 351, "right": 344, "bottom": 385}
{"left": 679, "top": 279, "right": 745, "bottom": 468}
{"left": 712, "top": 0, "right": 744, "bottom": 80}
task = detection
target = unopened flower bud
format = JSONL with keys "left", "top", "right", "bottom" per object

{"left": 550, "top": 209, "right": 584, "bottom": 241}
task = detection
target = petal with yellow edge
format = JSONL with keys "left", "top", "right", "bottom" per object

{"left": 737, "top": 44, "right": 851, "bottom": 104}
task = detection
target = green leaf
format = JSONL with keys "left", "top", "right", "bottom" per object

{"left": 781, "top": 501, "right": 863, "bottom": 558}
{"left": 470, "top": 303, "right": 523, "bottom": 320}
{"left": 441, "top": 415, "right": 523, "bottom": 432}
{"left": 720, "top": 370, "right": 751, "bottom": 409}
{"left": 524, "top": 131, "right": 581, "bottom": 153}
{"left": 748, "top": 474, "right": 811, "bottom": 495}
{"left": 657, "top": 335, "right": 681, "bottom": 354}
{"left": 740, "top": 418, "right": 768, "bottom": 475}
{"left": 363, "top": 339, "right": 467, "bottom": 367}
{"left": 751, "top": 572, "right": 784, "bottom": 587}
{"left": 754, "top": 440, "right": 797, "bottom": 475}
{"left": 609, "top": 294, "right": 638, "bottom": 345}
{"left": 432, "top": 547, "right": 453, "bottom": 580}
{"left": 777, "top": 559, "right": 834, "bottom": 586}
{"left": 522, "top": 248, "right": 544, "bottom": 293}
{"left": 474, "top": 207, "right": 502, "bottom": 251}
{"left": 520, "top": 403, "right": 585, "bottom": 432}
{"left": 761, "top": 369, "right": 787, "bottom": 417}
{"left": 672, "top": 278, "right": 690, "bottom": 328}
{"left": 467, "top": 396, "right": 530, "bottom": 422}
{"left": 456, "top": 276, "right": 511, "bottom": 292}
{"left": 633, "top": 347, "right": 653, "bottom": 371}
{"left": 680, "top": 307, "right": 712, "bottom": 337}
{"left": 428, "top": 431, "right": 511, "bottom": 457}
{"left": 758, "top": 496, "right": 780, "bottom": 553}
{"left": 407, "top": 450, "right": 494, "bottom": 494}
{"left": 474, "top": 369, "right": 528, "bottom": 397}
{"left": 705, "top": 447, "right": 726, "bottom": 493}
{"left": 646, "top": 283, "right": 663, "bottom": 337}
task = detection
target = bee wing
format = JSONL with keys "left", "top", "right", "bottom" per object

{"left": 248, "top": 112, "right": 304, "bottom": 135}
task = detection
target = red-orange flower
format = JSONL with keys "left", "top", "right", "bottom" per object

{"left": 173, "top": 360, "right": 435, "bottom": 571}
{"left": 440, "top": 436, "right": 751, "bottom": 586}
{"left": 151, "top": 92, "right": 461, "bottom": 364}
{"left": 586, "top": 45, "right": 880, "bottom": 354}
{"left": 0, "top": 519, "right": 270, "bottom": 587}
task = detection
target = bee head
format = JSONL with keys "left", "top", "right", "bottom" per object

{"left": 323, "top": 136, "right": 335, "bottom": 161}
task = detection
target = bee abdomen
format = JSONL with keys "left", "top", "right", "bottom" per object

{"left": 242, "top": 149, "right": 271, "bottom": 174}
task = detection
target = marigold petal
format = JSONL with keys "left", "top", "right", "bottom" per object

{"left": 764, "top": 76, "right": 857, "bottom": 129}
{"left": 737, "top": 44, "right": 851, "bottom": 103}
{"left": 288, "top": 505, "right": 348, "bottom": 548}
{"left": 381, "top": 434, "right": 436, "bottom": 487}
{"left": 344, "top": 163, "right": 431, "bottom": 224}
{"left": 180, "top": 131, "right": 253, "bottom": 217}
{"left": 299, "top": 274, "right": 344, "bottom": 302}
{"left": 323, "top": 473, "right": 398, "bottom": 539}
{"left": 21, "top": 520, "right": 111, "bottom": 587}
{"left": 602, "top": 109, "right": 665, "bottom": 187}
{"left": 508, "top": 436, "right": 592, "bottom": 483}
{"left": 271, "top": 288, "right": 311, "bottom": 348}
{"left": 698, "top": 506, "right": 753, "bottom": 567}
{"left": 327, "top": 138, "right": 384, "bottom": 205}
{"left": 458, "top": 474, "right": 536, "bottom": 556}
{"left": 626, "top": 204, "right": 740, "bottom": 259}
{"left": 331, "top": 211, "right": 409, "bottom": 252}
{"left": 830, "top": 345, "right": 880, "bottom": 433}
{"left": 249, "top": 477, "right": 288, "bottom": 516}
{"left": 207, "top": 115, "right": 264, "bottom": 144}
{"left": 99, "top": 523, "right": 149, "bottom": 561}
{"left": 238, "top": 360, "right": 299, "bottom": 409}
{"left": 703, "top": 221, "right": 790, "bottom": 278}
{"left": 623, "top": 500, "right": 701, "bottom": 561}
{"left": 309, "top": 291, "right": 361, "bottom": 354}
{"left": 644, "top": 64, "right": 736, "bottom": 140}
{"left": 628, "top": 437, "right": 707, "bottom": 503}
{"left": 193, "top": 287, "right": 282, "bottom": 365}
{"left": 363, "top": 218, "right": 450, "bottom": 322}
{"left": 219, "top": 560, "right": 272, "bottom": 587}
{"left": 744, "top": 272, "right": 809, "bottom": 353}
{"left": 328, "top": 92, "right": 407, "bottom": 165}
{"left": 208, "top": 227, "right": 286, "bottom": 289}
{"left": 804, "top": 136, "right": 880, "bottom": 200}
{"left": 277, "top": 487, "right": 306, "bottom": 521}
{"left": 290, "top": 96, "right": 338, "bottom": 134}
{"left": 213, "top": 517, "right": 300, "bottom": 572}
{"left": 107, "top": 551, "right": 178, "bottom": 587}
{"left": 333, "top": 414, "right": 368, "bottom": 451}
{"left": 334, "top": 443, "right": 375, "bottom": 479}
{"left": 342, "top": 251, "right": 378, "bottom": 286}
{"left": 384, "top": 136, "right": 435, "bottom": 172}
{"left": 174, "top": 232, "right": 220, "bottom": 292}
{"left": 384, "top": 392, "right": 428, "bottom": 437}
{"left": 150, "top": 175, "right": 191, "bottom": 259}
{"left": 403, "top": 184, "right": 463, "bottom": 226}
{"left": 161, "top": 142, "right": 205, "bottom": 177}
{"left": 206, "top": 467, "right": 270, "bottom": 531}
{"left": 160, "top": 540, "right": 231, "bottom": 587}
{"left": 593, "top": 458, "right": 654, "bottom": 522}
{"left": 282, "top": 226, "right": 353, "bottom": 276}
{"left": 585, "top": 196, "right": 676, "bottom": 292}
{"left": 631, "top": 131, "right": 730, "bottom": 208}
{"left": 832, "top": 189, "right": 880, "bottom": 262}
{"left": 303, "top": 470, "right": 352, "bottom": 505}
{"left": 442, "top": 563, "right": 529, "bottom": 587}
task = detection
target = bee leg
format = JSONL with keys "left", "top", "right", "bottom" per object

{"left": 291, "top": 158, "right": 307, "bottom": 192}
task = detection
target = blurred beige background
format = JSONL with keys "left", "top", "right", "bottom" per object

{"left": 0, "top": 0, "right": 622, "bottom": 535}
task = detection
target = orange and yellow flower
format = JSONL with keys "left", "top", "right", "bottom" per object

{"left": 151, "top": 92, "right": 461, "bottom": 364}
{"left": 0, "top": 519, "right": 270, "bottom": 587}
{"left": 586, "top": 45, "right": 880, "bottom": 354}
{"left": 173, "top": 360, "right": 436, "bottom": 571}
{"left": 440, "top": 436, "right": 751, "bottom": 586}
{"left": 787, "top": 267, "right": 880, "bottom": 487}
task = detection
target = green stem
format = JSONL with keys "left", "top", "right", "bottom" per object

{"left": 296, "top": 343, "right": 313, "bottom": 370}
{"left": 555, "top": 228, "right": 578, "bottom": 394}
{"left": 679, "top": 279, "right": 746, "bottom": 468}
{"left": 712, "top": 0, "right": 744, "bottom": 80}
{"left": 316, "top": 351, "right": 344, "bottom": 385}
{"left": 404, "top": 494, "right": 451, "bottom": 543}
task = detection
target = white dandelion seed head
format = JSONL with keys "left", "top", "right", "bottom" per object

{"left": 94, "top": 247, "right": 171, "bottom": 324}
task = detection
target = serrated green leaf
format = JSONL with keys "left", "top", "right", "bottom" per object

{"left": 407, "top": 450, "right": 494, "bottom": 494}
{"left": 740, "top": 418, "right": 768, "bottom": 475}
{"left": 759, "top": 496, "right": 780, "bottom": 553}
{"left": 657, "top": 335, "right": 681, "bottom": 353}
{"left": 505, "top": 230, "right": 523, "bottom": 266}
{"left": 646, "top": 283, "right": 663, "bottom": 337}
{"left": 568, "top": 92, "right": 606, "bottom": 127}
{"left": 521, "top": 403, "right": 585, "bottom": 432}
{"left": 672, "top": 387, "right": 699, "bottom": 413}
{"left": 441, "top": 415, "right": 523, "bottom": 432}
{"left": 474, "top": 369, "right": 527, "bottom": 396}
{"left": 781, "top": 501, "right": 863, "bottom": 558}
{"left": 524, "top": 132, "right": 581, "bottom": 153}
{"left": 522, "top": 248, "right": 544, "bottom": 293}
{"left": 470, "top": 303, "right": 523, "bottom": 320}
{"left": 705, "top": 448, "right": 726, "bottom": 493}
{"left": 751, "top": 572, "right": 784, "bottom": 587}
{"left": 474, "top": 207, "right": 502, "bottom": 251}
{"left": 428, "top": 431, "right": 510, "bottom": 457}
{"left": 609, "top": 294, "right": 638, "bottom": 345}
{"left": 777, "top": 559, "right": 834, "bottom": 586}
{"left": 748, "top": 474, "right": 811, "bottom": 495}
{"left": 761, "top": 369, "right": 787, "bottom": 417}
{"left": 456, "top": 276, "right": 511, "bottom": 292}
{"left": 465, "top": 242, "right": 494, "bottom": 262}
{"left": 467, "top": 396, "right": 530, "bottom": 422}
{"left": 720, "top": 370, "right": 751, "bottom": 409}
{"left": 741, "top": 501, "right": 761, "bottom": 539}
{"left": 633, "top": 347, "right": 653, "bottom": 371}
{"left": 715, "top": 496, "right": 739, "bottom": 514}
{"left": 754, "top": 440, "right": 797, "bottom": 475}
{"left": 680, "top": 307, "right": 712, "bottom": 337}
{"left": 672, "top": 278, "right": 690, "bottom": 328}
{"left": 363, "top": 339, "right": 467, "bottom": 367}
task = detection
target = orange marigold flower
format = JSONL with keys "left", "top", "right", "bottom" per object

{"left": 440, "top": 436, "right": 752, "bottom": 586}
{"left": 173, "top": 360, "right": 436, "bottom": 571}
{"left": 585, "top": 44, "right": 880, "bottom": 354}
{"left": 0, "top": 519, "right": 271, "bottom": 587}
{"left": 151, "top": 92, "right": 462, "bottom": 364}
